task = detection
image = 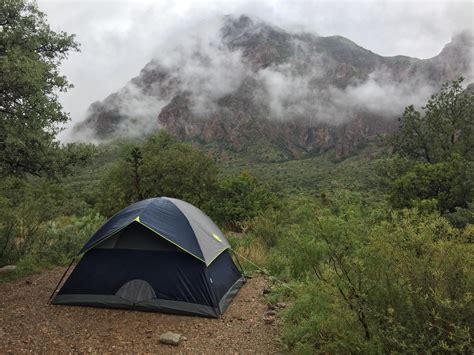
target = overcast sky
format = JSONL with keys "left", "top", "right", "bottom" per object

{"left": 36, "top": 0, "right": 474, "bottom": 139}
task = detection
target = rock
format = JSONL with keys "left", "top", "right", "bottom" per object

{"left": 159, "top": 331, "right": 181, "bottom": 346}
{"left": 276, "top": 302, "right": 287, "bottom": 309}
{"left": 0, "top": 265, "right": 17, "bottom": 273}
{"left": 264, "top": 310, "right": 276, "bottom": 317}
{"left": 263, "top": 316, "right": 275, "bottom": 324}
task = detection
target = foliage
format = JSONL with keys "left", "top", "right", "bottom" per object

{"left": 96, "top": 131, "right": 218, "bottom": 217}
{"left": 391, "top": 78, "right": 473, "bottom": 163}
{"left": 221, "top": 144, "right": 383, "bottom": 195}
{"left": 262, "top": 194, "right": 473, "bottom": 353}
{"left": 384, "top": 155, "right": 473, "bottom": 212}
{"left": 0, "top": 177, "right": 64, "bottom": 264}
{"left": 209, "top": 171, "right": 278, "bottom": 231}
{"left": 0, "top": 176, "right": 101, "bottom": 266}
{"left": 381, "top": 79, "right": 474, "bottom": 222}
{"left": 0, "top": 0, "right": 79, "bottom": 177}
{"left": 0, "top": 213, "right": 104, "bottom": 282}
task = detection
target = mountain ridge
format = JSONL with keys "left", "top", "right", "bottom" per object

{"left": 75, "top": 15, "right": 473, "bottom": 159}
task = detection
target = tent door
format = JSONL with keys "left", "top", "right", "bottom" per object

{"left": 115, "top": 279, "right": 156, "bottom": 303}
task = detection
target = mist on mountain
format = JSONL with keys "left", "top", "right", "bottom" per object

{"left": 73, "top": 15, "right": 473, "bottom": 158}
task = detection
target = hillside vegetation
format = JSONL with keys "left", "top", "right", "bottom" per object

{"left": 1, "top": 1, "right": 473, "bottom": 353}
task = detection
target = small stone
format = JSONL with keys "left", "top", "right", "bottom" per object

{"left": 264, "top": 310, "right": 277, "bottom": 316}
{"left": 263, "top": 316, "right": 275, "bottom": 324}
{"left": 181, "top": 336, "right": 188, "bottom": 341}
{"left": 276, "top": 302, "right": 287, "bottom": 308}
{"left": 0, "top": 265, "right": 17, "bottom": 273}
{"left": 159, "top": 331, "right": 181, "bottom": 346}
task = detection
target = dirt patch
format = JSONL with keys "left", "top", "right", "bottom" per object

{"left": 0, "top": 268, "right": 282, "bottom": 353}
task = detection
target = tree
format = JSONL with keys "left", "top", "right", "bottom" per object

{"left": 0, "top": 0, "right": 79, "bottom": 177}
{"left": 126, "top": 147, "right": 143, "bottom": 200}
{"left": 210, "top": 171, "right": 277, "bottom": 230}
{"left": 391, "top": 78, "right": 473, "bottom": 163}
{"left": 387, "top": 155, "right": 473, "bottom": 213}
{"left": 96, "top": 131, "right": 218, "bottom": 217}
{"left": 381, "top": 79, "right": 474, "bottom": 220}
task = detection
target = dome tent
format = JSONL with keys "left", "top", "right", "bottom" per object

{"left": 51, "top": 197, "right": 245, "bottom": 317}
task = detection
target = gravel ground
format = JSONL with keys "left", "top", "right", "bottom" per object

{"left": 0, "top": 268, "right": 282, "bottom": 354}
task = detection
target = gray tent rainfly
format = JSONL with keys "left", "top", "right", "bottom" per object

{"left": 51, "top": 197, "right": 245, "bottom": 317}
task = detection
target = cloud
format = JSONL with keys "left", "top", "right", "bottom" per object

{"left": 153, "top": 18, "right": 249, "bottom": 116}
{"left": 36, "top": 0, "right": 473, "bottom": 141}
{"left": 331, "top": 71, "right": 436, "bottom": 117}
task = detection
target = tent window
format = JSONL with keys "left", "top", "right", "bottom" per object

{"left": 95, "top": 222, "right": 180, "bottom": 252}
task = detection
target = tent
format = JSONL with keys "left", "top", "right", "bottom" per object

{"left": 51, "top": 197, "right": 245, "bottom": 318}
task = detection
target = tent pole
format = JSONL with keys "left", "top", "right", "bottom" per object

{"left": 47, "top": 257, "right": 76, "bottom": 305}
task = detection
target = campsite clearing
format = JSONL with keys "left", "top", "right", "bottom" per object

{"left": 0, "top": 268, "right": 281, "bottom": 353}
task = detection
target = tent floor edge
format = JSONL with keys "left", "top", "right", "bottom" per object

{"left": 218, "top": 276, "right": 246, "bottom": 315}
{"left": 51, "top": 294, "right": 220, "bottom": 318}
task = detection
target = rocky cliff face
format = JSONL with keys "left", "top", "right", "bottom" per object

{"left": 75, "top": 15, "right": 473, "bottom": 159}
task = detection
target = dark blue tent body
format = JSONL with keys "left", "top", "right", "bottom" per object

{"left": 51, "top": 197, "right": 245, "bottom": 317}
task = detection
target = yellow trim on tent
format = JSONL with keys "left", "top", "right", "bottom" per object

{"left": 81, "top": 216, "right": 228, "bottom": 266}
{"left": 206, "top": 247, "right": 229, "bottom": 266}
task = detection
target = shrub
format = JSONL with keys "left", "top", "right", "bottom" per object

{"left": 275, "top": 204, "right": 473, "bottom": 353}
{"left": 210, "top": 171, "right": 278, "bottom": 231}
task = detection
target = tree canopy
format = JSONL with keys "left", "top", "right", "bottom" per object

{"left": 391, "top": 78, "right": 473, "bottom": 163}
{"left": 381, "top": 78, "right": 474, "bottom": 223}
{"left": 0, "top": 0, "right": 79, "bottom": 177}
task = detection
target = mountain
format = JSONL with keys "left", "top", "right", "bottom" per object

{"left": 75, "top": 15, "right": 473, "bottom": 160}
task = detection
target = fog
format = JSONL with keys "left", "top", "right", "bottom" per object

{"left": 36, "top": 0, "right": 474, "bottom": 141}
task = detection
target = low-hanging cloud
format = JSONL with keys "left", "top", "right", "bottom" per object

{"left": 36, "top": 0, "right": 474, "bottom": 141}
{"left": 154, "top": 18, "right": 249, "bottom": 117}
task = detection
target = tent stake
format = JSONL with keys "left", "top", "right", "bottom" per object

{"left": 47, "top": 257, "right": 76, "bottom": 305}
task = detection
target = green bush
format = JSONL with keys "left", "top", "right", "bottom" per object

{"left": 95, "top": 131, "right": 218, "bottom": 217}
{"left": 209, "top": 171, "right": 278, "bottom": 231}
{"left": 0, "top": 213, "right": 104, "bottom": 282}
{"left": 270, "top": 198, "right": 473, "bottom": 353}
